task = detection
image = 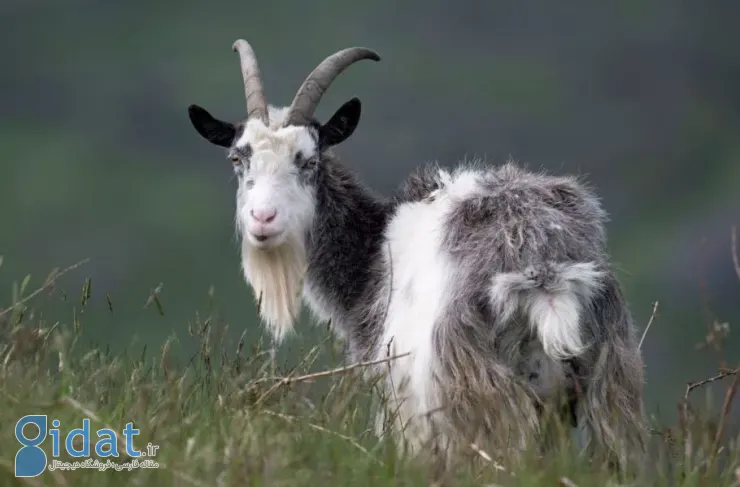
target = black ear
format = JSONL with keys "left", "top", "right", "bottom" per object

{"left": 319, "top": 98, "right": 362, "bottom": 149}
{"left": 188, "top": 104, "right": 237, "bottom": 148}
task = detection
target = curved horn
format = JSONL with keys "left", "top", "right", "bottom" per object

{"left": 232, "top": 39, "right": 269, "bottom": 124}
{"left": 284, "top": 47, "right": 380, "bottom": 127}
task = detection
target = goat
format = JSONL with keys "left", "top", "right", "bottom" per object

{"left": 187, "top": 39, "right": 648, "bottom": 470}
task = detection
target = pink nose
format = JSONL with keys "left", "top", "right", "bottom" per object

{"left": 250, "top": 208, "right": 277, "bottom": 224}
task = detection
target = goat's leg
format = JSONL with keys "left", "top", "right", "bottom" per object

{"left": 576, "top": 276, "right": 649, "bottom": 474}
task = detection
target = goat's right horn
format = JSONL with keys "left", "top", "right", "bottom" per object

{"left": 285, "top": 47, "right": 380, "bottom": 127}
{"left": 232, "top": 39, "right": 269, "bottom": 125}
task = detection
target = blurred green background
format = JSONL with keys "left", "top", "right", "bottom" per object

{"left": 1, "top": 1, "right": 738, "bottom": 422}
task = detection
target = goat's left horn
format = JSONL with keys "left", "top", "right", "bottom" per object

{"left": 232, "top": 39, "right": 269, "bottom": 125}
{"left": 284, "top": 47, "right": 380, "bottom": 127}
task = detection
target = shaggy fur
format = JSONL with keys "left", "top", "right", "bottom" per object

{"left": 189, "top": 97, "right": 648, "bottom": 471}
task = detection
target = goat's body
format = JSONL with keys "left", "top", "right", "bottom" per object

{"left": 188, "top": 41, "right": 645, "bottom": 472}
{"left": 300, "top": 157, "right": 647, "bottom": 467}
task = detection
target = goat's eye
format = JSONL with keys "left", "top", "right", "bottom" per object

{"left": 230, "top": 156, "right": 240, "bottom": 164}
{"left": 295, "top": 152, "right": 316, "bottom": 170}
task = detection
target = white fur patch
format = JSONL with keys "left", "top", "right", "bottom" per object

{"left": 372, "top": 170, "right": 482, "bottom": 451}
{"left": 427, "top": 168, "right": 484, "bottom": 202}
{"left": 490, "top": 262, "right": 605, "bottom": 360}
{"left": 236, "top": 116, "right": 317, "bottom": 162}
{"left": 241, "top": 235, "right": 306, "bottom": 343}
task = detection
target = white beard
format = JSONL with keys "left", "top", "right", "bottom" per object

{"left": 240, "top": 234, "right": 307, "bottom": 343}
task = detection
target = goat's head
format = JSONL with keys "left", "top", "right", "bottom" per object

{"left": 187, "top": 39, "right": 380, "bottom": 341}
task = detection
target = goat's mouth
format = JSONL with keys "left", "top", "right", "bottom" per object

{"left": 246, "top": 230, "right": 284, "bottom": 248}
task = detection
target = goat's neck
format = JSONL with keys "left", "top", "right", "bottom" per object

{"left": 305, "top": 159, "right": 390, "bottom": 317}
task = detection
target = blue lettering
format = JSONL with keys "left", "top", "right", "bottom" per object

{"left": 95, "top": 429, "right": 119, "bottom": 457}
{"left": 50, "top": 419, "right": 61, "bottom": 457}
{"left": 14, "top": 415, "right": 48, "bottom": 477}
{"left": 65, "top": 418, "right": 90, "bottom": 457}
{"left": 122, "top": 423, "right": 141, "bottom": 457}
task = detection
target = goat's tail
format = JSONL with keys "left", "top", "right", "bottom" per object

{"left": 488, "top": 261, "right": 605, "bottom": 360}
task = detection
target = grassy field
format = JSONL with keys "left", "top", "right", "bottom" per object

{"left": 0, "top": 261, "right": 738, "bottom": 487}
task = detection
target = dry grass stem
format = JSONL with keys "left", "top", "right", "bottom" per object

{"left": 273, "top": 352, "right": 410, "bottom": 385}
{"left": 0, "top": 259, "right": 90, "bottom": 318}
{"left": 732, "top": 226, "right": 740, "bottom": 282}
{"left": 710, "top": 370, "right": 740, "bottom": 465}
{"left": 469, "top": 442, "right": 509, "bottom": 473}
{"left": 639, "top": 300, "right": 660, "bottom": 350}
{"left": 684, "top": 367, "right": 740, "bottom": 402}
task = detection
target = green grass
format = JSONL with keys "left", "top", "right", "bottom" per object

{"left": 0, "top": 262, "right": 738, "bottom": 487}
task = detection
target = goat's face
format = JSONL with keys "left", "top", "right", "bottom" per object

{"left": 185, "top": 40, "right": 377, "bottom": 342}
{"left": 187, "top": 98, "right": 362, "bottom": 250}
{"left": 187, "top": 99, "right": 362, "bottom": 341}
{"left": 232, "top": 112, "right": 318, "bottom": 250}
